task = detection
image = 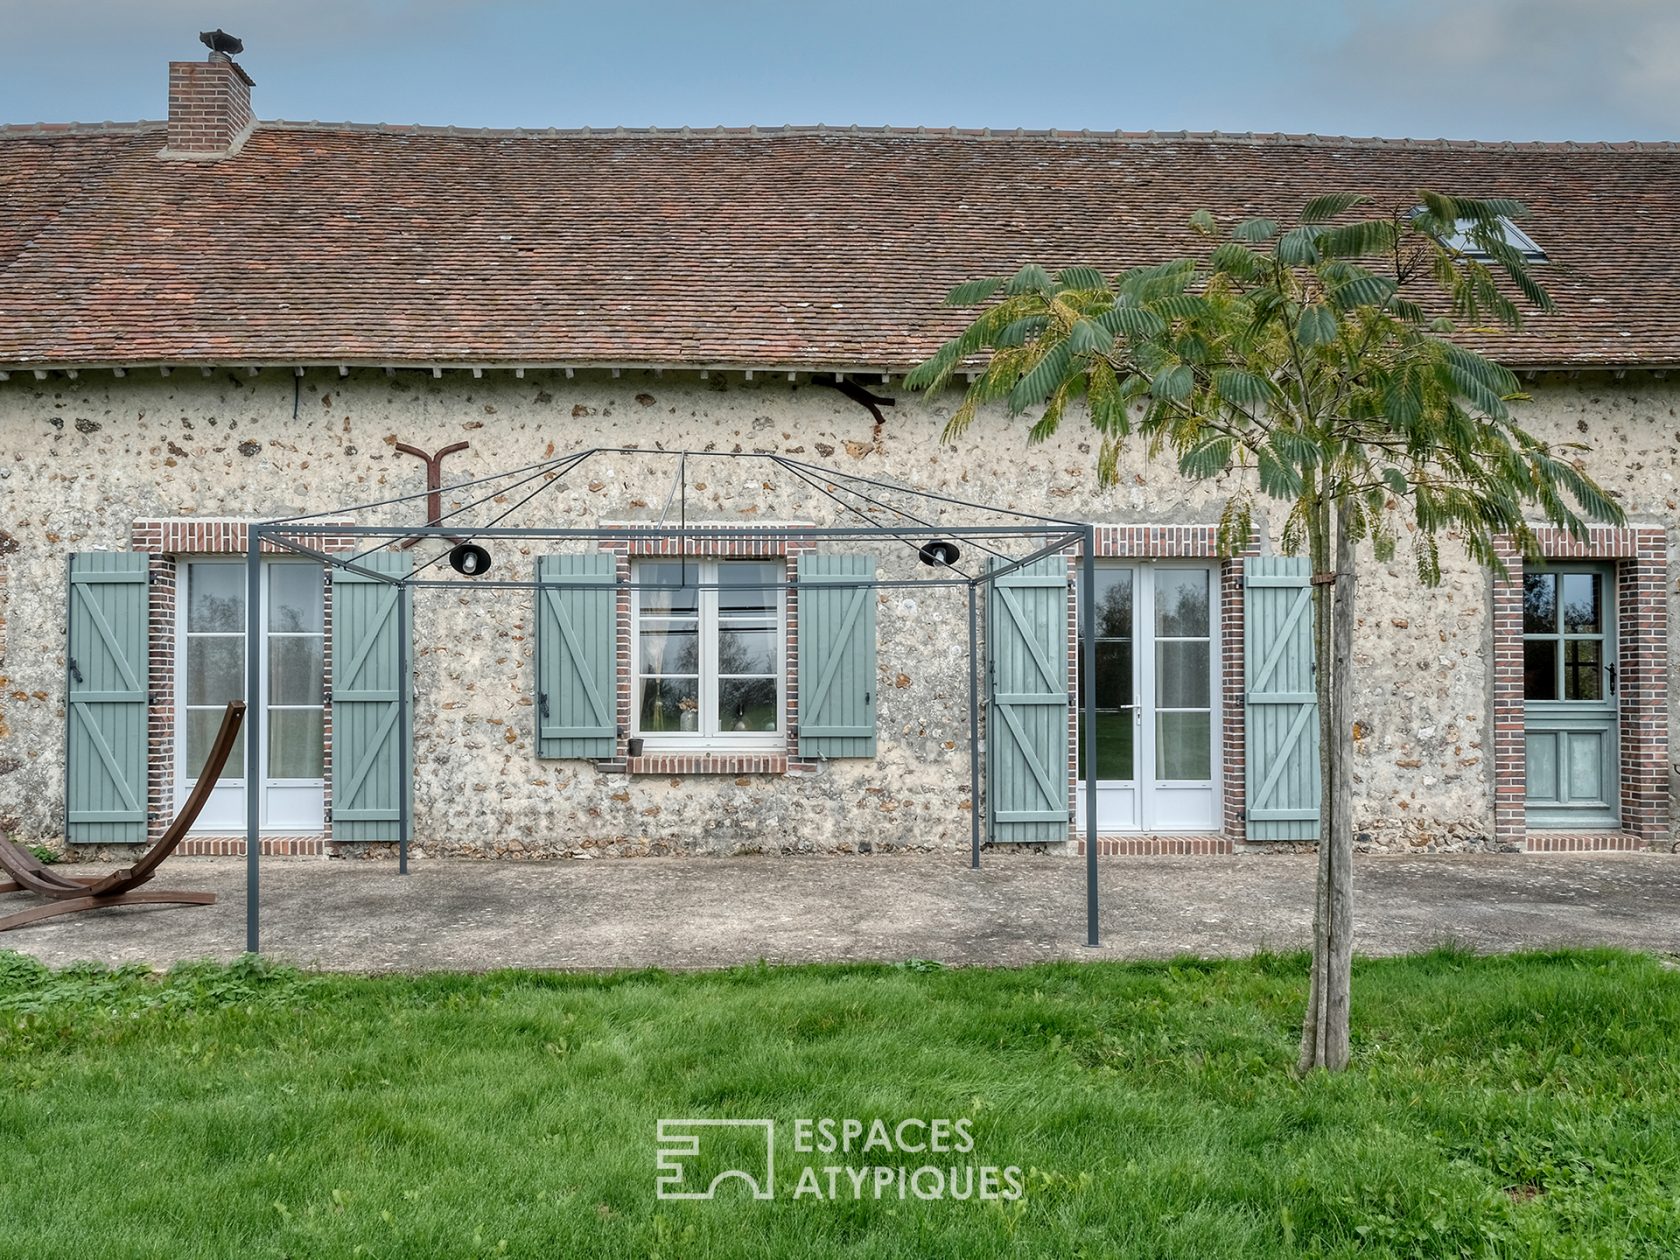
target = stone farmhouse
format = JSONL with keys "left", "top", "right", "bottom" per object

{"left": 2, "top": 41, "right": 1677, "bottom": 861}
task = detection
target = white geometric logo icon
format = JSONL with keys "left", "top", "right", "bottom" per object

{"left": 655, "top": 1119, "right": 776, "bottom": 1200}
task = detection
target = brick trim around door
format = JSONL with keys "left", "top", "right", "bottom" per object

{"left": 1490, "top": 525, "right": 1669, "bottom": 848}
{"left": 131, "top": 519, "right": 355, "bottom": 848}
{"left": 1065, "top": 525, "right": 1261, "bottom": 844}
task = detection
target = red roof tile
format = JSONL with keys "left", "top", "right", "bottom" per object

{"left": 2, "top": 122, "right": 1678, "bottom": 370}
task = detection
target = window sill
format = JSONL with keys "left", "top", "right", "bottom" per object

{"left": 622, "top": 753, "right": 789, "bottom": 777}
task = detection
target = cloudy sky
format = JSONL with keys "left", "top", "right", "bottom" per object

{"left": 3, "top": 0, "right": 1675, "bottom": 141}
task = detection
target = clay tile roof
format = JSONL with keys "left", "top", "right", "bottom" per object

{"left": 1, "top": 121, "right": 1678, "bottom": 371}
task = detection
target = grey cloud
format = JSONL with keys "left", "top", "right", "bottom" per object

{"left": 1320, "top": 0, "right": 1680, "bottom": 136}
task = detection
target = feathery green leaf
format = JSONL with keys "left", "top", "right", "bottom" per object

{"left": 944, "top": 277, "right": 1003, "bottom": 306}
{"left": 1300, "top": 192, "right": 1368, "bottom": 224}
{"left": 1005, "top": 264, "right": 1054, "bottom": 296}
{"left": 1056, "top": 266, "right": 1106, "bottom": 291}
{"left": 1232, "top": 217, "right": 1279, "bottom": 242}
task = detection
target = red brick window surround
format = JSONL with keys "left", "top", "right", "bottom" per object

{"left": 1066, "top": 525, "right": 1260, "bottom": 843}
{"left": 130, "top": 520, "right": 354, "bottom": 850}
{"left": 597, "top": 528, "right": 819, "bottom": 777}
{"left": 1490, "top": 526, "right": 1668, "bottom": 848}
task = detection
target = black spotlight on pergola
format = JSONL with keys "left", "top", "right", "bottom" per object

{"left": 447, "top": 541, "right": 492, "bottom": 576}
{"left": 244, "top": 447, "right": 1103, "bottom": 957}
{"left": 917, "top": 539, "right": 961, "bottom": 567}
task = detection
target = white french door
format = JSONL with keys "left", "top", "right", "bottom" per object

{"left": 1076, "top": 562, "right": 1220, "bottom": 832}
{"left": 175, "top": 560, "right": 326, "bottom": 833}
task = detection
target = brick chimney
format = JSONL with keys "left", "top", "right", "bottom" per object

{"left": 163, "top": 50, "right": 254, "bottom": 159}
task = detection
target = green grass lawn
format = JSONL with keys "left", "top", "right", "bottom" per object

{"left": 2, "top": 949, "right": 1679, "bottom": 1258}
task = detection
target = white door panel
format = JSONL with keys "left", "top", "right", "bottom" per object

{"left": 1078, "top": 561, "right": 1220, "bottom": 832}
{"left": 176, "top": 560, "right": 325, "bottom": 833}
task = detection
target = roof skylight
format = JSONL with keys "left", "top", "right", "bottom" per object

{"left": 1416, "top": 211, "right": 1548, "bottom": 263}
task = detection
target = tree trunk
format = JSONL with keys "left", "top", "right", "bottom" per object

{"left": 1299, "top": 500, "right": 1356, "bottom": 1072}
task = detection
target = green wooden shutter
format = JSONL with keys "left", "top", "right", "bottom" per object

{"left": 332, "top": 553, "right": 411, "bottom": 840}
{"left": 986, "top": 556, "right": 1070, "bottom": 842}
{"left": 798, "top": 554, "right": 877, "bottom": 758}
{"left": 1244, "top": 556, "right": 1320, "bottom": 840}
{"left": 66, "top": 552, "right": 150, "bottom": 843}
{"left": 535, "top": 554, "right": 618, "bottom": 758}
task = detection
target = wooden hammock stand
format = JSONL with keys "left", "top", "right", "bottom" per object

{"left": 0, "top": 701, "right": 244, "bottom": 933}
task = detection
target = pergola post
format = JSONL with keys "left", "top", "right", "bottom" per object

{"left": 1081, "top": 528, "right": 1100, "bottom": 947}
{"left": 396, "top": 581, "right": 411, "bottom": 876}
{"left": 244, "top": 528, "right": 263, "bottom": 954}
{"left": 967, "top": 580, "right": 981, "bottom": 870}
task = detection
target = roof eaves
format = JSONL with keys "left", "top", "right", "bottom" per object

{"left": 5, "top": 356, "right": 1678, "bottom": 380}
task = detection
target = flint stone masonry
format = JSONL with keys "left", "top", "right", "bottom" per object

{"left": 0, "top": 367, "right": 1675, "bottom": 856}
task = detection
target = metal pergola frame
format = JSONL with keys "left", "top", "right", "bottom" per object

{"left": 241, "top": 448, "right": 1102, "bottom": 955}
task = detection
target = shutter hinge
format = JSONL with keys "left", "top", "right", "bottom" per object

{"left": 148, "top": 692, "right": 158, "bottom": 706}
{"left": 325, "top": 807, "right": 333, "bottom": 824}
{"left": 147, "top": 811, "right": 158, "bottom": 822}
{"left": 148, "top": 570, "right": 160, "bottom": 585}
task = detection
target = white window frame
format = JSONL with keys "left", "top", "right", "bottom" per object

{"left": 174, "top": 558, "right": 326, "bottom": 832}
{"left": 629, "top": 557, "right": 786, "bottom": 753}
{"left": 1076, "top": 560, "right": 1222, "bottom": 833}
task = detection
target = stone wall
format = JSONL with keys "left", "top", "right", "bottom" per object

{"left": 0, "top": 366, "right": 1674, "bottom": 854}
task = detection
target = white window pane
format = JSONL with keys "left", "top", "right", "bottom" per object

{"left": 1156, "top": 712, "right": 1212, "bottom": 781}
{"left": 718, "top": 562, "right": 781, "bottom": 615}
{"left": 718, "top": 628, "right": 776, "bottom": 675}
{"left": 1523, "top": 573, "right": 1557, "bottom": 634}
{"left": 1090, "top": 641, "right": 1132, "bottom": 710}
{"left": 269, "top": 565, "right": 324, "bottom": 633}
{"left": 185, "top": 636, "right": 245, "bottom": 705}
{"left": 1155, "top": 569, "right": 1210, "bottom": 638}
{"left": 638, "top": 625, "right": 700, "bottom": 674}
{"left": 1090, "top": 569, "right": 1133, "bottom": 639}
{"left": 1560, "top": 573, "right": 1601, "bottom": 634}
{"left": 268, "top": 709, "right": 324, "bottom": 779}
{"left": 718, "top": 677, "right": 778, "bottom": 732}
{"left": 186, "top": 710, "right": 244, "bottom": 782}
{"left": 638, "top": 562, "right": 700, "bottom": 614}
{"left": 639, "top": 676, "right": 699, "bottom": 733}
{"left": 187, "top": 565, "right": 245, "bottom": 632}
{"left": 1156, "top": 641, "right": 1210, "bottom": 709}
{"left": 268, "top": 636, "right": 323, "bottom": 705}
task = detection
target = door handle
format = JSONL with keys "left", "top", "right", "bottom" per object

{"left": 1606, "top": 662, "right": 1617, "bottom": 697}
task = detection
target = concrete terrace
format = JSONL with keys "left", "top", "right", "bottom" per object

{"left": 4, "top": 851, "right": 1679, "bottom": 972}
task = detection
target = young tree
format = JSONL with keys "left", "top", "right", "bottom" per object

{"left": 906, "top": 193, "right": 1623, "bottom": 1071}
